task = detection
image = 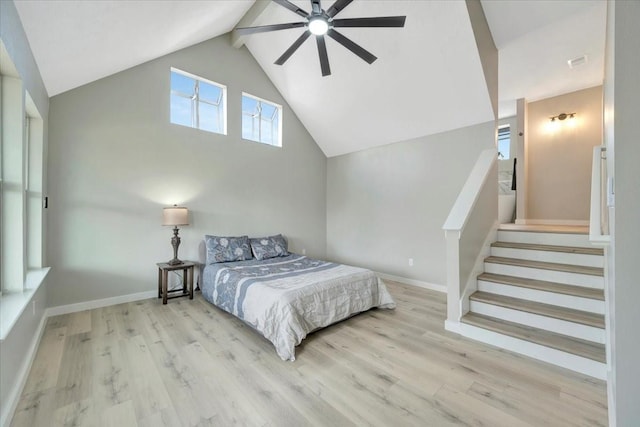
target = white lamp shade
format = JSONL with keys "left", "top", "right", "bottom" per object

{"left": 163, "top": 206, "right": 189, "bottom": 226}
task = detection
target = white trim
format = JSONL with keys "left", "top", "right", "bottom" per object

{"left": 514, "top": 219, "right": 590, "bottom": 226}
{"left": 444, "top": 319, "right": 461, "bottom": 334}
{"left": 375, "top": 272, "right": 445, "bottom": 293}
{"left": 0, "top": 267, "right": 50, "bottom": 341}
{"left": 0, "top": 311, "right": 48, "bottom": 427}
{"left": 46, "top": 291, "right": 156, "bottom": 317}
{"left": 589, "top": 145, "right": 611, "bottom": 245}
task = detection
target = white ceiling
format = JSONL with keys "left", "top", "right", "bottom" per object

{"left": 14, "top": 0, "right": 606, "bottom": 157}
{"left": 14, "top": 0, "right": 254, "bottom": 96}
{"left": 481, "top": 0, "right": 606, "bottom": 117}
{"left": 241, "top": 0, "right": 493, "bottom": 157}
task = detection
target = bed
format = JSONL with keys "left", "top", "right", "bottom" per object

{"left": 200, "top": 234, "right": 395, "bottom": 361}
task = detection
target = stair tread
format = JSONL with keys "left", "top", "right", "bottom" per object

{"left": 485, "top": 256, "right": 604, "bottom": 277}
{"left": 470, "top": 291, "right": 605, "bottom": 328}
{"left": 491, "top": 241, "right": 603, "bottom": 256}
{"left": 461, "top": 312, "right": 606, "bottom": 363}
{"left": 477, "top": 273, "right": 605, "bottom": 300}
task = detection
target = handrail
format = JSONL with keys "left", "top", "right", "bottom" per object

{"left": 443, "top": 148, "right": 496, "bottom": 234}
{"left": 589, "top": 145, "right": 610, "bottom": 244}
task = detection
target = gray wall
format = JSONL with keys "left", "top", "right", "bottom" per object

{"left": 47, "top": 34, "right": 327, "bottom": 307}
{"left": 610, "top": 1, "right": 640, "bottom": 424}
{"left": 0, "top": 0, "right": 50, "bottom": 422}
{"left": 326, "top": 121, "right": 495, "bottom": 286}
{"left": 526, "top": 86, "right": 603, "bottom": 222}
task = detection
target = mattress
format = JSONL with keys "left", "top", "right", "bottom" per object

{"left": 201, "top": 254, "right": 395, "bottom": 360}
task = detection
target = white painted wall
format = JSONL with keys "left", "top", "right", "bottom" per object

{"left": 608, "top": 1, "right": 640, "bottom": 425}
{"left": 326, "top": 121, "right": 495, "bottom": 286}
{"left": 47, "top": 34, "right": 327, "bottom": 307}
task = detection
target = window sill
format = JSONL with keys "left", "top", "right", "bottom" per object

{"left": 0, "top": 267, "right": 50, "bottom": 341}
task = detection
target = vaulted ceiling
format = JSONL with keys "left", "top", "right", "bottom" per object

{"left": 14, "top": 0, "right": 606, "bottom": 157}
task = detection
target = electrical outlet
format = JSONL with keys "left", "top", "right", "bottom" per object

{"left": 408, "top": 258, "right": 414, "bottom": 267}
{"left": 301, "top": 248, "right": 306, "bottom": 255}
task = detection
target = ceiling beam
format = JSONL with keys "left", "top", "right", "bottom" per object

{"left": 231, "top": 0, "right": 273, "bottom": 48}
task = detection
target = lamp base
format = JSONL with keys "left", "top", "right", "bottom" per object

{"left": 168, "top": 226, "right": 183, "bottom": 266}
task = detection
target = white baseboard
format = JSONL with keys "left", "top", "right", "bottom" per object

{"left": 444, "top": 319, "right": 461, "bottom": 334}
{"left": 46, "top": 291, "right": 157, "bottom": 317}
{"left": 515, "top": 219, "right": 589, "bottom": 226}
{"left": 375, "top": 272, "right": 446, "bottom": 293}
{"left": 1, "top": 312, "right": 48, "bottom": 427}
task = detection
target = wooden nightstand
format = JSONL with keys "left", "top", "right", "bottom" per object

{"left": 157, "top": 261, "right": 195, "bottom": 304}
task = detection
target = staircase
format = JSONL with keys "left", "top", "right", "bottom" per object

{"left": 459, "top": 224, "right": 606, "bottom": 379}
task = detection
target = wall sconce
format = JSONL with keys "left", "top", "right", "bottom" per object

{"left": 549, "top": 112, "right": 576, "bottom": 122}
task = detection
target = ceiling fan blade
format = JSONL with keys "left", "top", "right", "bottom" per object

{"left": 332, "top": 16, "right": 407, "bottom": 28}
{"left": 275, "top": 31, "right": 312, "bottom": 65}
{"left": 235, "top": 22, "right": 305, "bottom": 35}
{"left": 316, "top": 36, "right": 331, "bottom": 76}
{"left": 326, "top": 0, "right": 353, "bottom": 18}
{"left": 310, "top": 0, "right": 322, "bottom": 14}
{"left": 327, "top": 29, "right": 377, "bottom": 64}
{"left": 273, "top": 0, "right": 309, "bottom": 18}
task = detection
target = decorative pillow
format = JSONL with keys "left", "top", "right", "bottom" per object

{"left": 250, "top": 234, "right": 289, "bottom": 261}
{"left": 205, "top": 235, "right": 253, "bottom": 264}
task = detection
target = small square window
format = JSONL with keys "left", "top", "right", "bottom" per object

{"left": 242, "top": 93, "right": 282, "bottom": 147}
{"left": 498, "top": 125, "right": 510, "bottom": 159}
{"left": 170, "top": 68, "right": 226, "bottom": 135}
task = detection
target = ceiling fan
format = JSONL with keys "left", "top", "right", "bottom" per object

{"left": 235, "top": 0, "right": 406, "bottom": 76}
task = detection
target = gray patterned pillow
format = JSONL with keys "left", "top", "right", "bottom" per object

{"left": 250, "top": 234, "right": 289, "bottom": 261}
{"left": 205, "top": 235, "right": 253, "bottom": 264}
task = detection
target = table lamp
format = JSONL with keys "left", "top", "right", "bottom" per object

{"left": 162, "top": 205, "right": 189, "bottom": 265}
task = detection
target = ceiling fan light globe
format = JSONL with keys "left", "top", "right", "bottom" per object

{"left": 309, "top": 18, "right": 329, "bottom": 35}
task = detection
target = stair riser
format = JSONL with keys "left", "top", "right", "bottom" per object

{"left": 458, "top": 322, "right": 606, "bottom": 379}
{"left": 477, "top": 280, "right": 605, "bottom": 314}
{"left": 497, "top": 231, "right": 592, "bottom": 248}
{"left": 469, "top": 301, "right": 605, "bottom": 344}
{"left": 484, "top": 263, "right": 604, "bottom": 288}
{"left": 490, "top": 247, "right": 604, "bottom": 268}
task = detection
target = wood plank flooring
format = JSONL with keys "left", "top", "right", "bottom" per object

{"left": 11, "top": 281, "right": 608, "bottom": 427}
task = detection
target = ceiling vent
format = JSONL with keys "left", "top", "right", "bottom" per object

{"left": 568, "top": 55, "right": 588, "bottom": 69}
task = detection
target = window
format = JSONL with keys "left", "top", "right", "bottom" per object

{"left": 498, "top": 125, "right": 510, "bottom": 159}
{"left": 0, "top": 75, "right": 45, "bottom": 295}
{"left": 242, "top": 93, "right": 282, "bottom": 147}
{"left": 170, "top": 68, "right": 226, "bottom": 135}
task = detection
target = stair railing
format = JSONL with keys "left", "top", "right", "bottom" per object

{"left": 589, "top": 145, "right": 610, "bottom": 244}
{"left": 442, "top": 148, "right": 498, "bottom": 331}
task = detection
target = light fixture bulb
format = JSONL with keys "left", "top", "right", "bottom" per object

{"left": 309, "top": 18, "right": 329, "bottom": 35}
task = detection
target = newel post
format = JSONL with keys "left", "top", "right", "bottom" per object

{"left": 444, "top": 229, "right": 461, "bottom": 332}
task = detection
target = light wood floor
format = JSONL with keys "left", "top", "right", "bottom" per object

{"left": 11, "top": 281, "right": 608, "bottom": 426}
